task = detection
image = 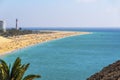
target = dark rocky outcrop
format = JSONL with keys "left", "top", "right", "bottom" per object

{"left": 87, "top": 60, "right": 120, "bottom": 80}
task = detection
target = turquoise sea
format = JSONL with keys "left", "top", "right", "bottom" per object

{"left": 1, "top": 31, "right": 120, "bottom": 80}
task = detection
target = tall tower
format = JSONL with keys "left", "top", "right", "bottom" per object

{"left": 16, "top": 19, "right": 18, "bottom": 30}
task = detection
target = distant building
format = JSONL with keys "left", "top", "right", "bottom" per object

{"left": 16, "top": 19, "right": 18, "bottom": 30}
{"left": 0, "top": 20, "right": 6, "bottom": 32}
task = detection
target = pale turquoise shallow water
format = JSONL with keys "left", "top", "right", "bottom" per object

{"left": 1, "top": 32, "right": 120, "bottom": 80}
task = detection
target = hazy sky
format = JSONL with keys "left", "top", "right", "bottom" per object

{"left": 0, "top": 0, "right": 120, "bottom": 28}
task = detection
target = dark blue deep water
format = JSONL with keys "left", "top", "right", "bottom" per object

{"left": 1, "top": 32, "right": 120, "bottom": 80}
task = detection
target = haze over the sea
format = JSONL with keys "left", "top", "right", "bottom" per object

{"left": 0, "top": 0, "right": 120, "bottom": 29}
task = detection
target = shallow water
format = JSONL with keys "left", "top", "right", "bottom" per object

{"left": 2, "top": 32, "right": 120, "bottom": 80}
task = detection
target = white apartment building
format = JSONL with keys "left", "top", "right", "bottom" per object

{"left": 0, "top": 20, "right": 6, "bottom": 32}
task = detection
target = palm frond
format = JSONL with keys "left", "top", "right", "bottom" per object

{"left": 15, "top": 63, "right": 30, "bottom": 80}
{"left": 10, "top": 57, "right": 21, "bottom": 79}
{"left": 0, "top": 57, "right": 41, "bottom": 80}
{"left": 0, "top": 59, "right": 10, "bottom": 80}
{"left": 23, "top": 74, "right": 41, "bottom": 80}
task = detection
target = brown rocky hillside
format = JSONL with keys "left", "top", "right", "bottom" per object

{"left": 87, "top": 60, "right": 120, "bottom": 80}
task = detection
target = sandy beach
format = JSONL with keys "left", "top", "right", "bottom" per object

{"left": 0, "top": 31, "right": 90, "bottom": 55}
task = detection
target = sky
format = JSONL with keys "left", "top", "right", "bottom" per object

{"left": 0, "top": 0, "right": 120, "bottom": 28}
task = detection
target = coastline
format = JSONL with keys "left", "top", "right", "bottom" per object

{"left": 0, "top": 31, "right": 91, "bottom": 56}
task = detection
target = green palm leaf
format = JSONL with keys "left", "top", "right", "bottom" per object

{"left": 10, "top": 57, "right": 21, "bottom": 79}
{"left": 23, "top": 74, "right": 41, "bottom": 80}
{"left": 0, "top": 57, "right": 41, "bottom": 80}
{"left": 0, "top": 59, "right": 10, "bottom": 80}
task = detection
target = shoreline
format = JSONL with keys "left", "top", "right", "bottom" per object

{"left": 0, "top": 31, "right": 91, "bottom": 56}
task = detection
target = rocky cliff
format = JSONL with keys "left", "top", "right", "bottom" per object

{"left": 87, "top": 60, "right": 120, "bottom": 80}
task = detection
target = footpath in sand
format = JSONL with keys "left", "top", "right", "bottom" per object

{"left": 0, "top": 31, "right": 90, "bottom": 55}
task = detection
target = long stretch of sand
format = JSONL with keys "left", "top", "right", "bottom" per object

{"left": 0, "top": 31, "right": 90, "bottom": 55}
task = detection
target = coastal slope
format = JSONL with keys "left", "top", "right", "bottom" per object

{"left": 0, "top": 31, "right": 89, "bottom": 55}
{"left": 87, "top": 60, "right": 120, "bottom": 80}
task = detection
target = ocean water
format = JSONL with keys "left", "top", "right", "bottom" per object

{"left": 1, "top": 32, "right": 120, "bottom": 80}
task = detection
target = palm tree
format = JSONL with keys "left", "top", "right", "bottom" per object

{"left": 0, "top": 57, "right": 41, "bottom": 80}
